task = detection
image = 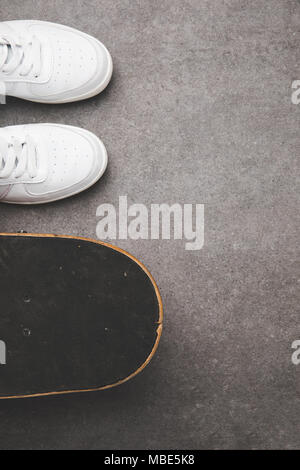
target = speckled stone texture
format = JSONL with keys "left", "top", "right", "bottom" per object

{"left": 0, "top": 0, "right": 299, "bottom": 450}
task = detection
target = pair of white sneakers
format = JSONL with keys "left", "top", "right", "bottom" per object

{"left": 0, "top": 20, "right": 113, "bottom": 204}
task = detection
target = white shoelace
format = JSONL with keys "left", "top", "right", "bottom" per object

{"left": 0, "top": 34, "right": 41, "bottom": 78}
{"left": 0, "top": 136, "right": 38, "bottom": 179}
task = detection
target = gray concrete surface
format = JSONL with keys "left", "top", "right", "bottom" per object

{"left": 0, "top": 0, "right": 299, "bottom": 450}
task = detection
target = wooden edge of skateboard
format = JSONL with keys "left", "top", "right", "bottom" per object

{"left": 0, "top": 232, "right": 163, "bottom": 400}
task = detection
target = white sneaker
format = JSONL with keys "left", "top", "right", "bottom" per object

{"left": 0, "top": 124, "right": 108, "bottom": 204}
{"left": 0, "top": 20, "right": 113, "bottom": 103}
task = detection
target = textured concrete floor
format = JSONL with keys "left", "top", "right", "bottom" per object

{"left": 0, "top": 0, "right": 299, "bottom": 450}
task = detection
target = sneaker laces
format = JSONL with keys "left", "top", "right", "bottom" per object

{"left": 0, "top": 34, "right": 41, "bottom": 78}
{"left": 0, "top": 135, "right": 39, "bottom": 179}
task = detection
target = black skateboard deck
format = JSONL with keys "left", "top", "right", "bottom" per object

{"left": 0, "top": 233, "right": 163, "bottom": 399}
